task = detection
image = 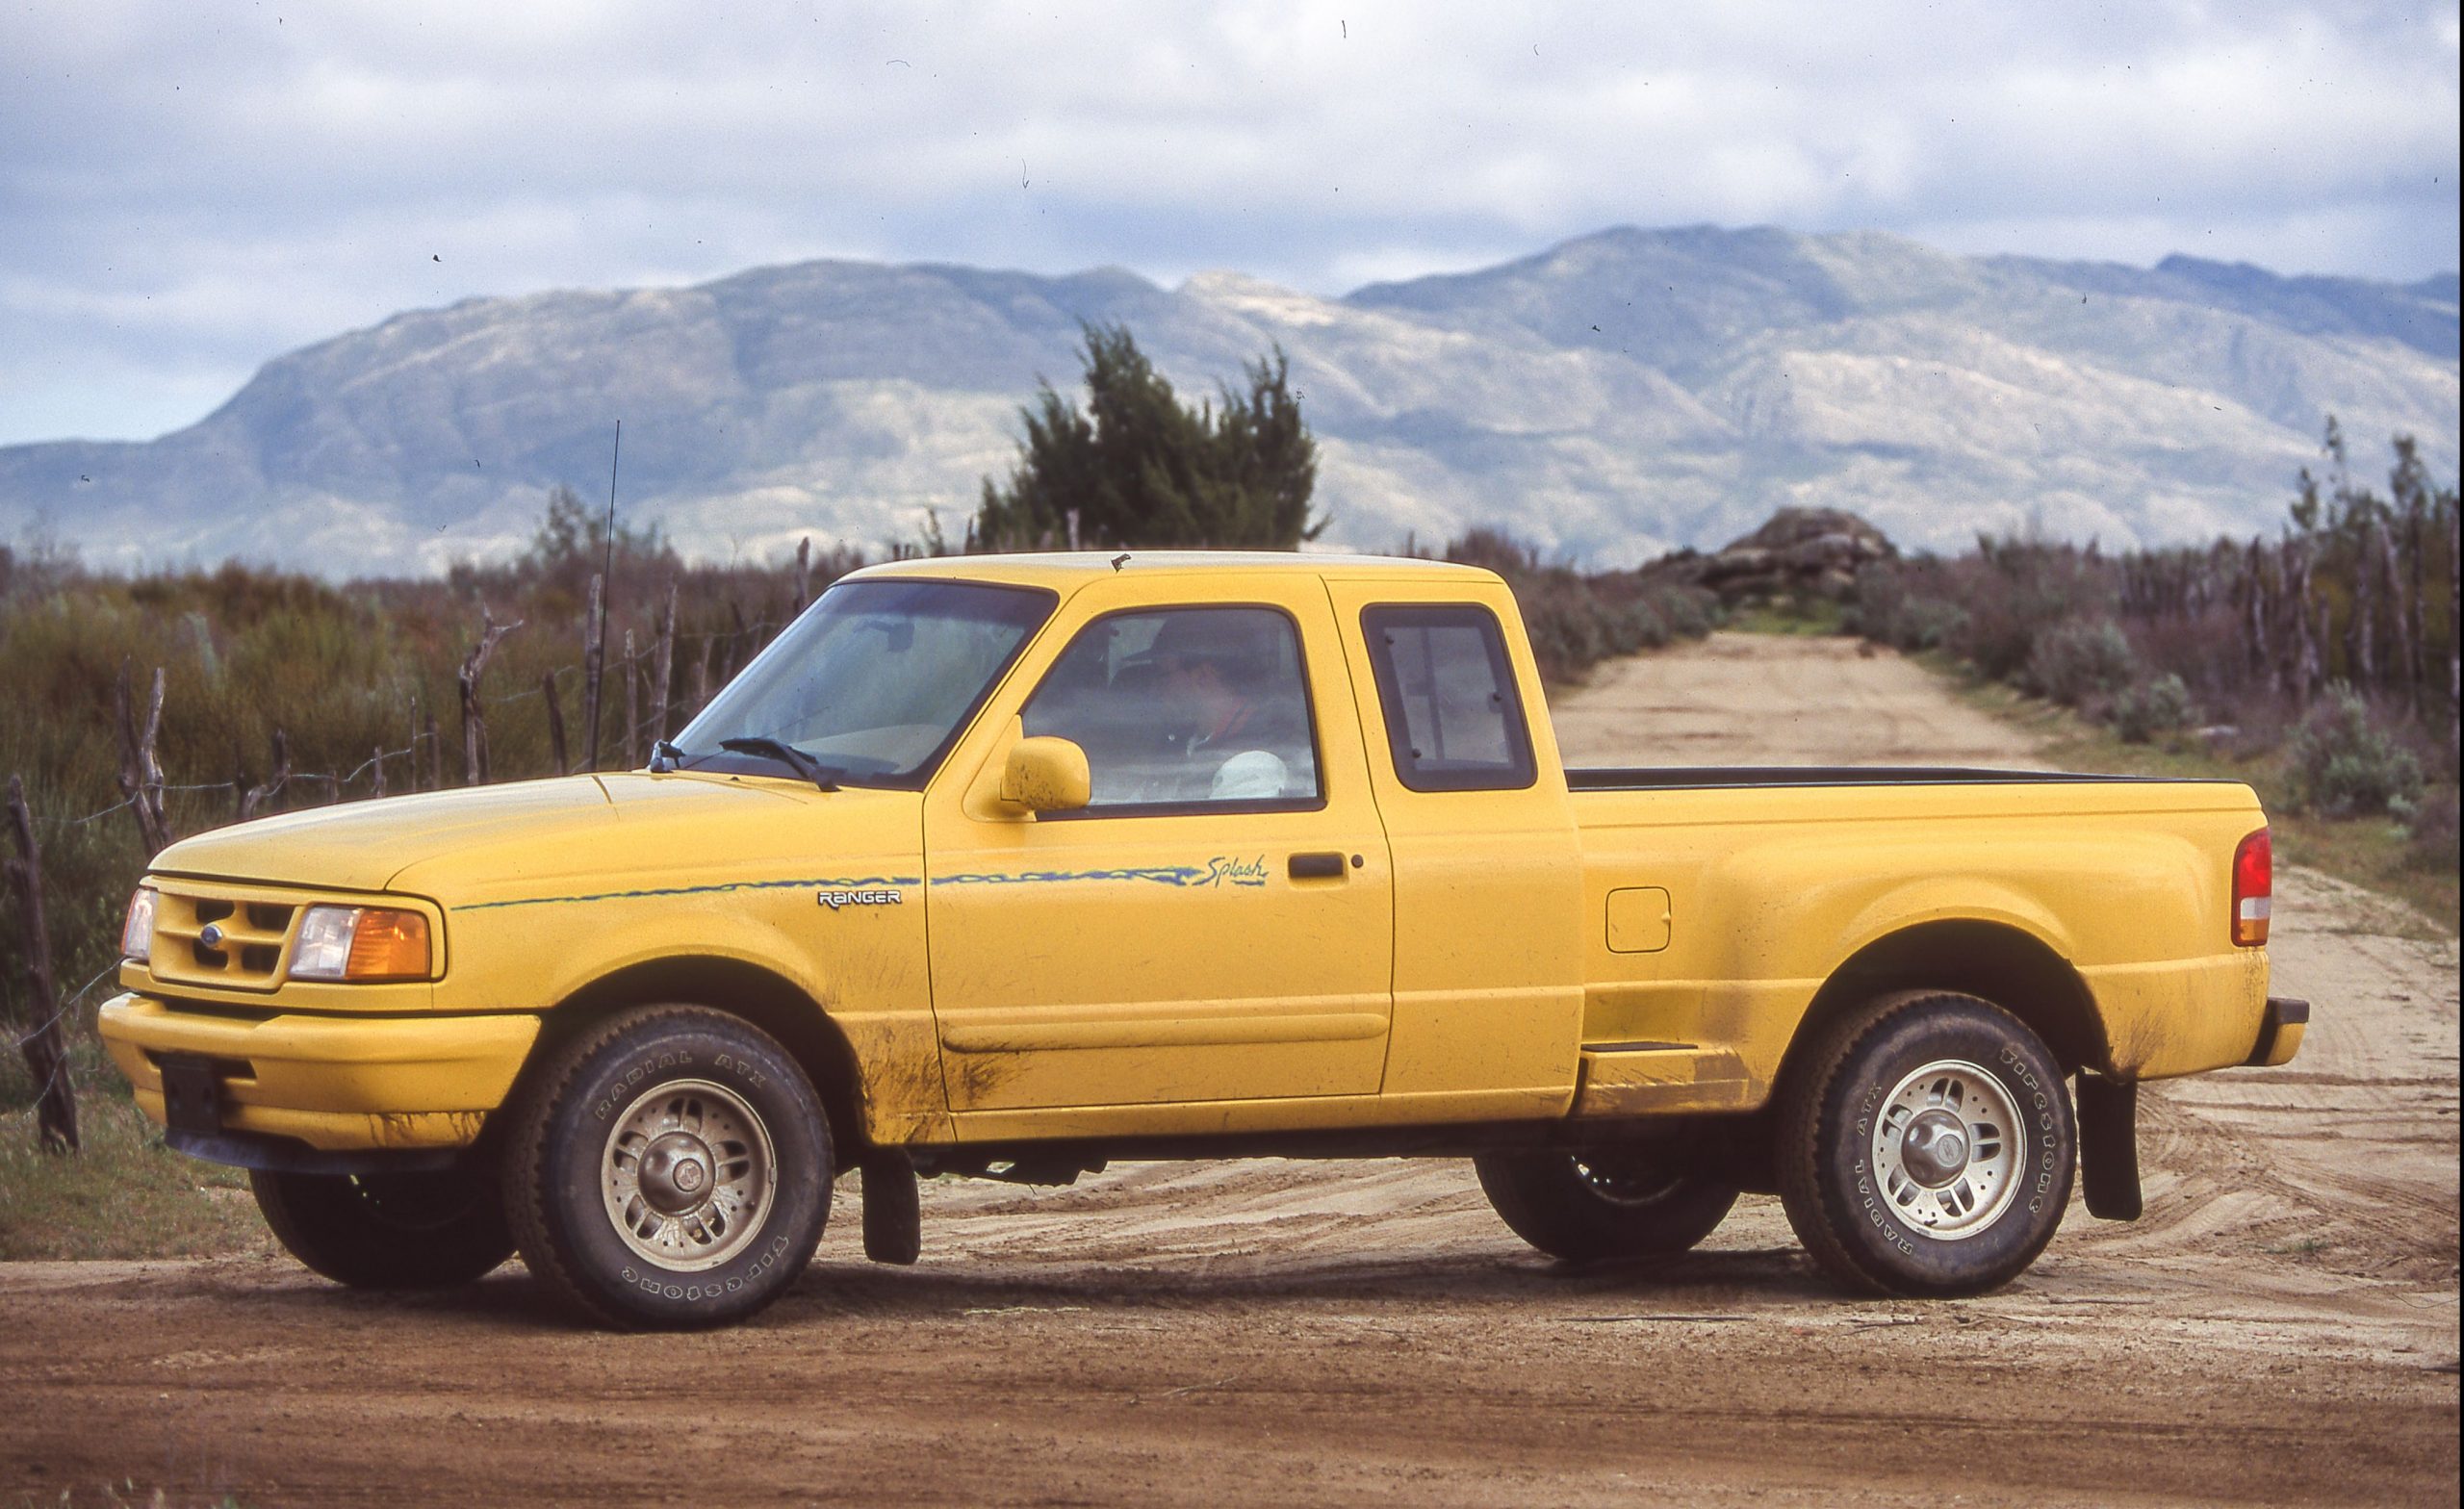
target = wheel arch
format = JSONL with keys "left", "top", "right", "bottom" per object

{"left": 1784, "top": 918, "right": 2107, "bottom": 1087}
{"left": 516, "top": 956, "right": 872, "bottom": 1156}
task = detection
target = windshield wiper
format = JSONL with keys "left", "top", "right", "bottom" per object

{"left": 718, "top": 736, "right": 841, "bottom": 792}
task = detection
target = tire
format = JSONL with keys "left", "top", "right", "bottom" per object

{"left": 502, "top": 1005, "right": 832, "bottom": 1329}
{"left": 1476, "top": 1128, "right": 1740, "bottom": 1263}
{"left": 1778, "top": 992, "right": 2076, "bottom": 1298}
{"left": 250, "top": 1164, "right": 513, "bottom": 1290}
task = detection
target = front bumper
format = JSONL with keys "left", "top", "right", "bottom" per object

{"left": 98, "top": 992, "right": 540, "bottom": 1153}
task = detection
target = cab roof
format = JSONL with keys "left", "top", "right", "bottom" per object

{"left": 846, "top": 550, "right": 1501, "bottom": 590}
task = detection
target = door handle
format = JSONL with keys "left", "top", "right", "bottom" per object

{"left": 1289, "top": 852, "right": 1350, "bottom": 881}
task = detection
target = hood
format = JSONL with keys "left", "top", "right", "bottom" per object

{"left": 399, "top": 772, "right": 917, "bottom": 908}
{"left": 151, "top": 772, "right": 891, "bottom": 900}
{"left": 154, "top": 777, "right": 620, "bottom": 893}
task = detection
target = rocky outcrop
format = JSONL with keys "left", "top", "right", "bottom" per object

{"left": 1642, "top": 508, "right": 1896, "bottom": 601}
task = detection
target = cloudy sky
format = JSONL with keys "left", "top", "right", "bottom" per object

{"left": 2, "top": 0, "right": 2456, "bottom": 447}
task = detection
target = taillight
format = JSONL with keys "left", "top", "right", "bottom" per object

{"left": 2232, "top": 828, "right": 2271, "bottom": 947}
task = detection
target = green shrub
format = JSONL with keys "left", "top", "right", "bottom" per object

{"left": 2289, "top": 684, "right": 2425, "bottom": 817}
{"left": 1650, "top": 585, "right": 1717, "bottom": 640}
{"left": 2021, "top": 619, "right": 2138, "bottom": 707}
{"left": 1521, "top": 588, "right": 1608, "bottom": 679}
{"left": 2112, "top": 674, "right": 2196, "bottom": 744}
{"left": 2394, "top": 786, "right": 2457, "bottom": 871}
{"left": 1894, "top": 597, "right": 1968, "bottom": 652}
{"left": 1849, "top": 564, "right": 1968, "bottom": 652}
{"left": 1616, "top": 597, "right": 1671, "bottom": 652}
{"left": 1961, "top": 540, "right": 2118, "bottom": 681}
{"left": 1443, "top": 531, "right": 1714, "bottom": 682}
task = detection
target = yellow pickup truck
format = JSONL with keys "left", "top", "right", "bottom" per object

{"left": 100, "top": 553, "right": 2304, "bottom": 1327}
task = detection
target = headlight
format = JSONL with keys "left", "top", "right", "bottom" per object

{"left": 290, "top": 905, "right": 433, "bottom": 982}
{"left": 121, "top": 886, "right": 158, "bottom": 963}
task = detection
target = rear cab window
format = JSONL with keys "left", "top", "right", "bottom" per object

{"left": 1360, "top": 604, "right": 1537, "bottom": 792}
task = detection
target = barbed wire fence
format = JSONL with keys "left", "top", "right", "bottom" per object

{"left": 2, "top": 567, "right": 812, "bottom": 1150}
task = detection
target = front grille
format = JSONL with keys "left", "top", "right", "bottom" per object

{"left": 150, "top": 887, "right": 300, "bottom": 992}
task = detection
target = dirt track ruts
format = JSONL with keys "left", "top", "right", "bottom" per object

{"left": 3, "top": 632, "right": 2455, "bottom": 1506}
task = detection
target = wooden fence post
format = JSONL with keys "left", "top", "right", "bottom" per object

{"left": 456, "top": 607, "right": 523, "bottom": 786}
{"left": 582, "top": 574, "right": 606, "bottom": 773}
{"left": 5, "top": 775, "right": 82, "bottom": 1153}
{"left": 2449, "top": 497, "right": 2459, "bottom": 763}
{"left": 2354, "top": 512, "right": 2380, "bottom": 689}
{"left": 112, "top": 661, "right": 170, "bottom": 856}
{"left": 2374, "top": 515, "right": 2413, "bottom": 704}
{"left": 2291, "top": 541, "right": 2322, "bottom": 706}
{"left": 240, "top": 731, "right": 290, "bottom": 821}
{"left": 2407, "top": 496, "right": 2429, "bottom": 716}
{"left": 652, "top": 581, "right": 678, "bottom": 742}
{"left": 544, "top": 670, "right": 569, "bottom": 776}
{"left": 2245, "top": 541, "right": 2275, "bottom": 694}
{"left": 622, "top": 629, "right": 640, "bottom": 770}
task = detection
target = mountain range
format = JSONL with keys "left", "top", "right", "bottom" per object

{"left": 4, "top": 224, "right": 2455, "bottom": 575}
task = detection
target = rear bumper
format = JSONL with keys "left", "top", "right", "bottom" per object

{"left": 2244, "top": 995, "right": 2309, "bottom": 1067}
{"left": 97, "top": 992, "right": 539, "bottom": 1153}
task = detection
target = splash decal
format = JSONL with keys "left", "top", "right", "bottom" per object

{"left": 933, "top": 855, "right": 1269, "bottom": 890}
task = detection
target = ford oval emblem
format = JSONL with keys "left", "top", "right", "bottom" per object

{"left": 198, "top": 922, "right": 226, "bottom": 949}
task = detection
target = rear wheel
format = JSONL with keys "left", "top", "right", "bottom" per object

{"left": 251, "top": 1164, "right": 513, "bottom": 1290}
{"left": 502, "top": 1005, "right": 832, "bottom": 1329}
{"left": 1778, "top": 992, "right": 2075, "bottom": 1297}
{"left": 1476, "top": 1129, "right": 1739, "bottom": 1263}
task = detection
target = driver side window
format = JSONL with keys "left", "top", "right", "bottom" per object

{"left": 1020, "top": 607, "right": 1322, "bottom": 813}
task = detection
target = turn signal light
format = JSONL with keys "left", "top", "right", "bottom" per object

{"left": 347, "top": 908, "right": 433, "bottom": 981}
{"left": 2231, "top": 828, "right": 2271, "bottom": 948}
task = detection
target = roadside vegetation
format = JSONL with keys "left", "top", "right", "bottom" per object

{"left": 1428, "top": 527, "right": 1719, "bottom": 683}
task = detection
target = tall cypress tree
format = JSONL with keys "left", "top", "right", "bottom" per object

{"left": 972, "top": 323, "right": 1322, "bottom": 550}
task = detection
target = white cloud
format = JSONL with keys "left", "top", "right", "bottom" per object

{"left": 1, "top": 0, "right": 2453, "bottom": 443}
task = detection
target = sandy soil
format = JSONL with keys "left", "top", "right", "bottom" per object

{"left": 5, "top": 632, "right": 2455, "bottom": 1506}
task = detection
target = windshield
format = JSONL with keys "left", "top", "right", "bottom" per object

{"left": 675, "top": 577, "right": 1054, "bottom": 788}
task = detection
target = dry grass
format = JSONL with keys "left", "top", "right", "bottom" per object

{"left": 0, "top": 1090, "right": 270, "bottom": 1262}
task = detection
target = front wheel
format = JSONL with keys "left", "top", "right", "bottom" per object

{"left": 1476, "top": 1130, "right": 1740, "bottom": 1263}
{"left": 501, "top": 1006, "right": 833, "bottom": 1329}
{"left": 251, "top": 1165, "right": 513, "bottom": 1289}
{"left": 1778, "top": 992, "right": 2076, "bottom": 1297}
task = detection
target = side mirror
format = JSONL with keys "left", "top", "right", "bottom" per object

{"left": 999, "top": 737, "right": 1091, "bottom": 814}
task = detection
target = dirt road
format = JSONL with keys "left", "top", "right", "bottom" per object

{"left": 5, "top": 634, "right": 2455, "bottom": 1506}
